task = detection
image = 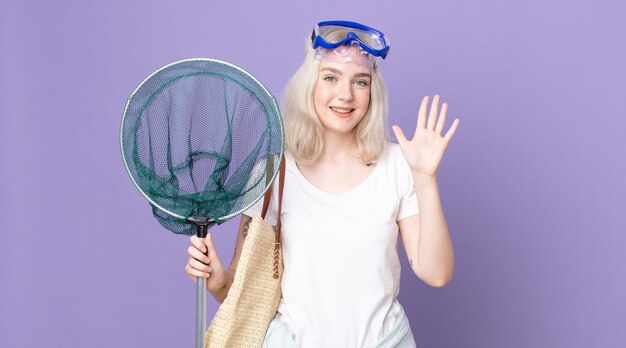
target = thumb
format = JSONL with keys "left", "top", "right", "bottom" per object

{"left": 392, "top": 125, "right": 408, "bottom": 146}
{"left": 204, "top": 233, "right": 222, "bottom": 266}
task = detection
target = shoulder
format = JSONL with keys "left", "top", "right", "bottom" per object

{"left": 385, "top": 142, "right": 402, "bottom": 157}
{"left": 283, "top": 151, "right": 297, "bottom": 173}
{"left": 284, "top": 150, "right": 295, "bottom": 163}
{"left": 378, "top": 142, "right": 413, "bottom": 180}
{"left": 376, "top": 142, "right": 405, "bottom": 166}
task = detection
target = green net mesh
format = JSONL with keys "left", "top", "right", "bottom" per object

{"left": 121, "top": 59, "right": 283, "bottom": 235}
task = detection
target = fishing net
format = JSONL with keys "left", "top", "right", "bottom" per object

{"left": 121, "top": 58, "right": 283, "bottom": 235}
{"left": 120, "top": 58, "right": 283, "bottom": 348}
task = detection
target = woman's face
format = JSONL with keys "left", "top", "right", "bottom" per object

{"left": 313, "top": 47, "right": 372, "bottom": 136}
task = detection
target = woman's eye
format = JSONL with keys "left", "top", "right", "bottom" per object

{"left": 355, "top": 80, "right": 370, "bottom": 87}
{"left": 323, "top": 75, "right": 337, "bottom": 82}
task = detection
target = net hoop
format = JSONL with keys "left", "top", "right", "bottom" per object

{"left": 120, "top": 58, "right": 284, "bottom": 222}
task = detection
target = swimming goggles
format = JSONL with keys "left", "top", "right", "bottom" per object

{"left": 311, "top": 21, "right": 390, "bottom": 60}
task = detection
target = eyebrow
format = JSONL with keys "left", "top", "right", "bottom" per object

{"left": 321, "top": 67, "right": 371, "bottom": 79}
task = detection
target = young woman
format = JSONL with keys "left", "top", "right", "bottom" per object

{"left": 185, "top": 20, "right": 459, "bottom": 347}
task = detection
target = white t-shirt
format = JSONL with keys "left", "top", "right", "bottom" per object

{"left": 245, "top": 143, "right": 419, "bottom": 348}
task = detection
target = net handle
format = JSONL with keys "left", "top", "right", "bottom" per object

{"left": 196, "top": 276, "right": 206, "bottom": 348}
{"left": 194, "top": 220, "right": 210, "bottom": 348}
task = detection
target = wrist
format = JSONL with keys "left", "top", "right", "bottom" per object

{"left": 411, "top": 172, "right": 437, "bottom": 187}
{"left": 208, "top": 281, "right": 229, "bottom": 302}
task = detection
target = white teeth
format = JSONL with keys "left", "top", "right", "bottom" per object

{"left": 330, "top": 107, "right": 353, "bottom": 114}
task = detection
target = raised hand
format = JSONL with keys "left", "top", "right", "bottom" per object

{"left": 392, "top": 95, "right": 459, "bottom": 178}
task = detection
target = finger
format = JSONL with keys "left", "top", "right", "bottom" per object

{"left": 190, "top": 235, "right": 207, "bottom": 254}
{"left": 188, "top": 245, "right": 210, "bottom": 264}
{"left": 435, "top": 103, "right": 448, "bottom": 135}
{"left": 187, "top": 260, "right": 212, "bottom": 281}
{"left": 392, "top": 125, "right": 408, "bottom": 146}
{"left": 204, "top": 233, "right": 218, "bottom": 260}
{"left": 416, "top": 96, "right": 429, "bottom": 131}
{"left": 186, "top": 262, "right": 211, "bottom": 279}
{"left": 188, "top": 257, "right": 212, "bottom": 274}
{"left": 426, "top": 95, "right": 440, "bottom": 130}
{"left": 185, "top": 264, "right": 197, "bottom": 281}
{"left": 443, "top": 118, "right": 460, "bottom": 142}
{"left": 205, "top": 233, "right": 223, "bottom": 268}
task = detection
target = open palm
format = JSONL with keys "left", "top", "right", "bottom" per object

{"left": 392, "top": 95, "right": 459, "bottom": 177}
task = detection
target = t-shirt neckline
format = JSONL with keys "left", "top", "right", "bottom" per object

{"left": 287, "top": 147, "right": 387, "bottom": 199}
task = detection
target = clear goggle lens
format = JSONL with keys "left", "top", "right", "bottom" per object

{"left": 314, "top": 41, "right": 379, "bottom": 67}
{"left": 316, "top": 25, "right": 387, "bottom": 51}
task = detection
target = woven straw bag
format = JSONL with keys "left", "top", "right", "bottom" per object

{"left": 205, "top": 159, "right": 285, "bottom": 348}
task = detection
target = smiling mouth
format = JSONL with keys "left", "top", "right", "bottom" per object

{"left": 330, "top": 106, "right": 355, "bottom": 116}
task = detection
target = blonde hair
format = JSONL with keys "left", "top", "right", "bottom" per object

{"left": 283, "top": 34, "right": 389, "bottom": 165}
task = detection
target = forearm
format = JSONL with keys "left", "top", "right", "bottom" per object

{"left": 209, "top": 215, "right": 249, "bottom": 303}
{"left": 209, "top": 272, "right": 234, "bottom": 303}
{"left": 412, "top": 173, "right": 455, "bottom": 286}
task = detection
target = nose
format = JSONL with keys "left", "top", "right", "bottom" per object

{"left": 337, "top": 81, "right": 353, "bottom": 102}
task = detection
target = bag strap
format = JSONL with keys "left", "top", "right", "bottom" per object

{"left": 260, "top": 180, "right": 272, "bottom": 220}
{"left": 259, "top": 155, "right": 286, "bottom": 280}
{"left": 273, "top": 158, "right": 285, "bottom": 279}
{"left": 261, "top": 155, "right": 284, "bottom": 219}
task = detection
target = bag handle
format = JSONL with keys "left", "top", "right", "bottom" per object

{"left": 260, "top": 155, "right": 285, "bottom": 279}
{"left": 261, "top": 155, "right": 285, "bottom": 219}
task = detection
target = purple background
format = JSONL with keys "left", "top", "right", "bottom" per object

{"left": 1, "top": 0, "right": 625, "bottom": 347}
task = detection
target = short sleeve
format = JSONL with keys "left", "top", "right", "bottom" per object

{"left": 394, "top": 146, "right": 419, "bottom": 221}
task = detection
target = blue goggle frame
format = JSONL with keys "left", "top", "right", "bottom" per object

{"left": 311, "top": 20, "right": 390, "bottom": 59}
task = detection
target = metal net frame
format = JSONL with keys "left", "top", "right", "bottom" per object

{"left": 121, "top": 58, "right": 283, "bottom": 235}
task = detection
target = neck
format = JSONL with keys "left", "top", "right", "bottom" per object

{"left": 318, "top": 130, "right": 360, "bottom": 162}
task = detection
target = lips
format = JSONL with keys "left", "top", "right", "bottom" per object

{"left": 330, "top": 106, "right": 355, "bottom": 118}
